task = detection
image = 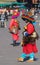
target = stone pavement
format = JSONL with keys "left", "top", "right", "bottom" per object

{"left": 0, "top": 15, "right": 40, "bottom": 65}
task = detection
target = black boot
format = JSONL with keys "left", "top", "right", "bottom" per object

{"left": 13, "top": 40, "right": 16, "bottom": 46}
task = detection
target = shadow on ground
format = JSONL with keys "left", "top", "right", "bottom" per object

{"left": 10, "top": 42, "right": 20, "bottom": 47}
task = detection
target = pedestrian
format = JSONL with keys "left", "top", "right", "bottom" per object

{"left": 9, "top": 9, "right": 20, "bottom": 46}
{"left": 17, "top": 15, "right": 39, "bottom": 62}
{"left": 0, "top": 12, "right": 6, "bottom": 28}
{"left": 4, "top": 11, "right": 8, "bottom": 21}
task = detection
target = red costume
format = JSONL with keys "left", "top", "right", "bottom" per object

{"left": 17, "top": 15, "right": 38, "bottom": 62}
{"left": 23, "top": 42, "right": 38, "bottom": 54}
{"left": 9, "top": 9, "right": 20, "bottom": 43}
{"left": 9, "top": 19, "right": 19, "bottom": 41}
{"left": 23, "top": 23, "right": 38, "bottom": 54}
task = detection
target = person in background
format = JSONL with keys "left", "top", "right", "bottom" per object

{"left": 0, "top": 12, "right": 6, "bottom": 28}
{"left": 9, "top": 9, "right": 20, "bottom": 46}
{"left": 4, "top": 11, "right": 8, "bottom": 21}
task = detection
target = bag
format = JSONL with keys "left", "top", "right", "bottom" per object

{"left": 31, "top": 31, "right": 39, "bottom": 39}
{"left": 29, "top": 31, "right": 39, "bottom": 42}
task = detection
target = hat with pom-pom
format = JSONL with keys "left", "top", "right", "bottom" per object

{"left": 12, "top": 9, "right": 20, "bottom": 19}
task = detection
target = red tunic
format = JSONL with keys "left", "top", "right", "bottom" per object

{"left": 26, "top": 23, "right": 35, "bottom": 34}
{"left": 9, "top": 19, "right": 19, "bottom": 41}
{"left": 23, "top": 42, "right": 38, "bottom": 54}
{"left": 22, "top": 22, "right": 38, "bottom": 54}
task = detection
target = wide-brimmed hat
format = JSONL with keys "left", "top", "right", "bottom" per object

{"left": 22, "top": 14, "right": 35, "bottom": 22}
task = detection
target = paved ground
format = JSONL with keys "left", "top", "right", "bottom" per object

{"left": 0, "top": 15, "right": 40, "bottom": 65}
